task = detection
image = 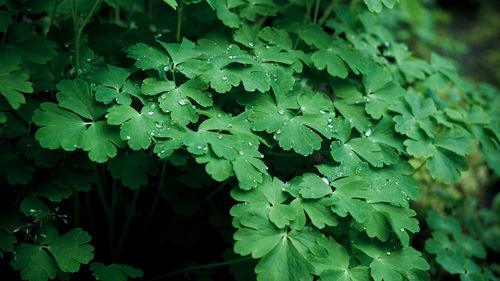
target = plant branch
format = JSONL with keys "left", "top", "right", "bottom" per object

{"left": 318, "top": 0, "right": 337, "bottom": 26}
{"left": 176, "top": 1, "right": 184, "bottom": 42}
{"left": 115, "top": 189, "right": 139, "bottom": 261}
{"left": 313, "top": 0, "right": 321, "bottom": 24}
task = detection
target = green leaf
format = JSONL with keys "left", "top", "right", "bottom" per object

{"left": 363, "top": 0, "right": 398, "bottom": 13}
{"left": 46, "top": 228, "right": 94, "bottom": 273}
{"left": 231, "top": 176, "right": 295, "bottom": 228}
{"left": 106, "top": 104, "right": 156, "bottom": 150}
{"left": 82, "top": 121, "right": 122, "bottom": 163}
{"left": 11, "top": 244, "right": 58, "bottom": 281}
{"left": 354, "top": 238, "right": 430, "bottom": 281}
{"left": 0, "top": 49, "right": 33, "bottom": 109}
{"left": 90, "top": 262, "right": 143, "bottom": 281}
{"left": 91, "top": 65, "right": 135, "bottom": 105}
{"left": 107, "top": 152, "right": 158, "bottom": 189}
{"left": 206, "top": 0, "right": 242, "bottom": 28}
{"left": 288, "top": 173, "right": 332, "bottom": 199}
{"left": 8, "top": 23, "right": 56, "bottom": 63}
{"left": 56, "top": 79, "right": 106, "bottom": 120}
{"left": 162, "top": 0, "right": 178, "bottom": 10}
{"left": 126, "top": 43, "right": 171, "bottom": 71}
{"left": 391, "top": 90, "right": 436, "bottom": 138}
{"left": 158, "top": 77, "right": 212, "bottom": 126}
{"left": 20, "top": 196, "right": 52, "bottom": 223}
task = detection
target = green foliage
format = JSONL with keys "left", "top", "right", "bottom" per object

{"left": 0, "top": 0, "right": 499, "bottom": 281}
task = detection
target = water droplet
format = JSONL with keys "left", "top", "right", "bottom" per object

{"left": 126, "top": 136, "right": 131, "bottom": 140}
{"left": 386, "top": 252, "right": 391, "bottom": 256}
{"left": 276, "top": 129, "right": 281, "bottom": 135}
{"left": 218, "top": 135, "right": 223, "bottom": 139}
{"left": 249, "top": 42, "right": 254, "bottom": 47}
{"left": 320, "top": 109, "right": 327, "bottom": 114}
{"left": 278, "top": 109, "right": 285, "bottom": 115}
{"left": 86, "top": 58, "right": 91, "bottom": 62}
{"left": 148, "top": 111, "right": 154, "bottom": 116}
{"left": 384, "top": 41, "right": 390, "bottom": 47}
{"left": 365, "top": 128, "right": 372, "bottom": 137}
{"left": 178, "top": 98, "right": 189, "bottom": 105}
{"left": 228, "top": 55, "right": 235, "bottom": 59}
{"left": 163, "top": 66, "right": 169, "bottom": 71}
{"left": 248, "top": 142, "right": 253, "bottom": 146}
{"left": 321, "top": 177, "right": 330, "bottom": 185}
{"left": 265, "top": 45, "right": 270, "bottom": 49}
{"left": 222, "top": 76, "right": 228, "bottom": 81}
{"left": 227, "top": 123, "right": 233, "bottom": 128}
{"left": 281, "top": 187, "right": 286, "bottom": 191}
{"left": 197, "top": 145, "right": 202, "bottom": 149}
{"left": 400, "top": 228, "right": 405, "bottom": 232}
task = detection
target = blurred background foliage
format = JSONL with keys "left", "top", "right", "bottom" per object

{"left": 383, "top": 0, "right": 500, "bottom": 279}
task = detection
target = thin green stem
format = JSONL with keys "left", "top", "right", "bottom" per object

{"left": 313, "top": 0, "right": 321, "bottom": 24}
{"left": 47, "top": 0, "right": 62, "bottom": 33}
{"left": 176, "top": 0, "right": 183, "bottom": 42}
{"left": 73, "top": 192, "right": 80, "bottom": 226}
{"left": 115, "top": 189, "right": 139, "bottom": 261}
{"left": 95, "top": 167, "right": 111, "bottom": 221}
{"left": 78, "top": 0, "right": 103, "bottom": 34}
{"left": 318, "top": 0, "right": 337, "bottom": 26}
{"left": 204, "top": 181, "right": 229, "bottom": 203}
{"left": 196, "top": 109, "right": 216, "bottom": 119}
{"left": 150, "top": 257, "right": 253, "bottom": 280}
{"left": 411, "top": 160, "right": 426, "bottom": 175}
{"left": 67, "top": 0, "right": 80, "bottom": 77}
{"left": 109, "top": 179, "right": 117, "bottom": 258}
{"left": 142, "top": 161, "right": 167, "bottom": 235}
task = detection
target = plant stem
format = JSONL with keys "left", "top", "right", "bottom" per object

{"left": 318, "top": 0, "right": 337, "bottom": 26}
{"left": 109, "top": 179, "right": 117, "bottom": 258}
{"left": 313, "top": 0, "right": 321, "bottom": 24}
{"left": 411, "top": 160, "right": 426, "bottom": 175}
{"left": 67, "top": 0, "right": 80, "bottom": 77}
{"left": 67, "top": 0, "right": 102, "bottom": 77}
{"left": 142, "top": 161, "right": 167, "bottom": 236}
{"left": 115, "top": 189, "right": 139, "bottom": 261}
{"left": 48, "top": 0, "right": 62, "bottom": 33}
{"left": 176, "top": 0, "right": 183, "bottom": 42}
{"left": 204, "top": 181, "right": 229, "bottom": 203}
{"left": 79, "top": 0, "right": 103, "bottom": 34}
{"left": 95, "top": 167, "right": 111, "bottom": 220}
{"left": 73, "top": 192, "right": 80, "bottom": 226}
{"left": 150, "top": 257, "right": 253, "bottom": 280}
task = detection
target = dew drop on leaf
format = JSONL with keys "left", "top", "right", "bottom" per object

{"left": 178, "top": 98, "right": 189, "bottom": 105}
{"left": 321, "top": 177, "right": 330, "bottom": 185}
